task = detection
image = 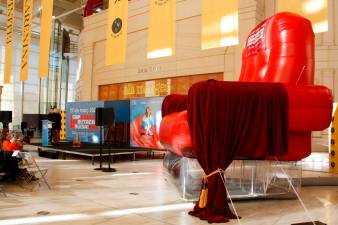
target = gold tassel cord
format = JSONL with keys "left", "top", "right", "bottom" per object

{"left": 198, "top": 168, "right": 225, "bottom": 208}
{"left": 198, "top": 178, "right": 208, "bottom": 208}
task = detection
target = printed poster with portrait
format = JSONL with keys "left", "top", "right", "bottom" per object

{"left": 130, "top": 97, "right": 164, "bottom": 149}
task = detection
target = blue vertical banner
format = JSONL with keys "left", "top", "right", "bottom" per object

{"left": 41, "top": 120, "right": 49, "bottom": 146}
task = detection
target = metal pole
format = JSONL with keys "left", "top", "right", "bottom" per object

{"left": 100, "top": 126, "right": 102, "bottom": 169}
{"left": 38, "top": 78, "right": 41, "bottom": 114}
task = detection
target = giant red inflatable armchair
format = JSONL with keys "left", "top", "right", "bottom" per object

{"left": 159, "top": 13, "right": 333, "bottom": 223}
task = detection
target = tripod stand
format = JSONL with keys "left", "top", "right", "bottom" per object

{"left": 94, "top": 107, "right": 116, "bottom": 172}
{"left": 94, "top": 126, "right": 104, "bottom": 170}
{"left": 102, "top": 125, "right": 116, "bottom": 172}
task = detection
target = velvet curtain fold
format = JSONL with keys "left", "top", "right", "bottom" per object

{"left": 187, "top": 80, "right": 288, "bottom": 223}
{"left": 162, "top": 94, "right": 188, "bottom": 117}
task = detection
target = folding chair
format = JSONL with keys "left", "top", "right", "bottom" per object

{"left": 17, "top": 152, "right": 51, "bottom": 190}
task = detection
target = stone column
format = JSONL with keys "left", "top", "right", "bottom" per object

{"left": 236, "top": 0, "right": 266, "bottom": 79}
{"left": 76, "top": 43, "right": 94, "bottom": 101}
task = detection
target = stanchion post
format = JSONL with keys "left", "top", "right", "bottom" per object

{"left": 329, "top": 103, "right": 338, "bottom": 174}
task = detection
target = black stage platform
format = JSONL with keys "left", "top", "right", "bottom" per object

{"left": 34, "top": 142, "right": 158, "bottom": 165}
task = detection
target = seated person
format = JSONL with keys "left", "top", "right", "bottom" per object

{"left": 0, "top": 133, "right": 21, "bottom": 181}
{"left": 11, "top": 133, "right": 24, "bottom": 148}
{"left": 2, "top": 132, "right": 22, "bottom": 151}
{"left": 1, "top": 132, "right": 32, "bottom": 181}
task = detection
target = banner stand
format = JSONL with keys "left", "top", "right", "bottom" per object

{"left": 42, "top": 120, "right": 52, "bottom": 146}
{"left": 94, "top": 126, "right": 117, "bottom": 172}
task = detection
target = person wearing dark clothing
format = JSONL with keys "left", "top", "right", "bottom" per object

{"left": 47, "top": 107, "right": 55, "bottom": 143}
{"left": 0, "top": 150, "right": 20, "bottom": 181}
{"left": 2, "top": 122, "right": 9, "bottom": 134}
{"left": 53, "top": 108, "right": 62, "bottom": 145}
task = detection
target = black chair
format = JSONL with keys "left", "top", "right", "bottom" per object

{"left": 0, "top": 150, "right": 20, "bottom": 182}
{"left": 0, "top": 151, "right": 6, "bottom": 195}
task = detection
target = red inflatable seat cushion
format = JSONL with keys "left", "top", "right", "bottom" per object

{"left": 286, "top": 85, "right": 332, "bottom": 131}
{"left": 159, "top": 111, "right": 194, "bottom": 158}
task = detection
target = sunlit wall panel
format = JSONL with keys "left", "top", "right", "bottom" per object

{"left": 147, "top": 0, "right": 176, "bottom": 59}
{"left": 201, "top": 0, "right": 238, "bottom": 50}
{"left": 277, "top": 0, "right": 328, "bottom": 33}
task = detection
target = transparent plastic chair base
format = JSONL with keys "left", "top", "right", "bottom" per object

{"left": 163, "top": 152, "right": 301, "bottom": 201}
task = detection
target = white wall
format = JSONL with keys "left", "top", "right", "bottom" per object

{"left": 77, "top": 0, "right": 228, "bottom": 101}
{"left": 0, "top": 26, "right": 78, "bottom": 129}
{"left": 0, "top": 29, "right": 40, "bottom": 128}
{"left": 77, "top": 0, "right": 338, "bottom": 151}
{"left": 78, "top": 0, "right": 338, "bottom": 102}
{"left": 68, "top": 56, "right": 78, "bottom": 103}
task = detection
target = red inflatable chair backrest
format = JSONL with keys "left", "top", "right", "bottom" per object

{"left": 239, "top": 12, "right": 314, "bottom": 85}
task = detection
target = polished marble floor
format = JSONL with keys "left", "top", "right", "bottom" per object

{"left": 0, "top": 146, "right": 338, "bottom": 225}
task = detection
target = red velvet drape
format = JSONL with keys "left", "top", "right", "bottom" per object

{"left": 187, "top": 80, "right": 288, "bottom": 223}
{"left": 162, "top": 94, "right": 188, "bottom": 117}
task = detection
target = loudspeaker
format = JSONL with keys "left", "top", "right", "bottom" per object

{"left": 95, "top": 108, "right": 104, "bottom": 126}
{"left": 95, "top": 108, "right": 115, "bottom": 126}
{"left": 0, "top": 111, "right": 12, "bottom": 123}
{"left": 103, "top": 108, "right": 115, "bottom": 126}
